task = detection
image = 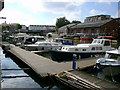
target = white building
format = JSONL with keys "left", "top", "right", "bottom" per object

{"left": 21, "top": 25, "right": 27, "bottom": 30}
{"left": 28, "top": 25, "right": 55, "bottom": 31}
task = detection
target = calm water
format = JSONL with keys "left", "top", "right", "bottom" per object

{"left": 0, "top": 47, "right": 70, "bottom": 89}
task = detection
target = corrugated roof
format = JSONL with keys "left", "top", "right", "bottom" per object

{"left": 58, "top": 23, "right": 78, "bottom": 30}
{"left": 71, "top": 19, "right": 112, "bottom": 28}
{"left": 58, "top": 19, "right": 112, "bottom": 31}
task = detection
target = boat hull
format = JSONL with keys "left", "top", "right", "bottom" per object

{"left": 50, "top": 50, "right": 104, "bottom": 62}
{"left": 24, "top": 45, "right": 61, "bottom": 51}
{"left": 102, "top": 65, "right": 120, "bottom": 76}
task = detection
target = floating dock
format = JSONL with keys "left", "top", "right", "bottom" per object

{"left": 2, "top": 44, "right": 120, "bottom": 89}
{"left": 6, "top": 44, "right": 97, "bottom": 77}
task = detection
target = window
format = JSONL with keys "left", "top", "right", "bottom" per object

{"left": 108, "top": 54, "right": 120, "bottom": 60}
{"left": 47, "top": 43, "right": 51, "bottom": 46}
{"left": 54, "top": 44, "right": 59, "bottom": 45}
{"left": 99, "top": 47, "right": 102, "bottom": 50}
{"left": 96, "top": 47, "right": 99, "bottom": 50}
{"left": 91, "top": 47, "right": 95, "bottom": 50}
{"left": 104, "top": 41, "right": 110, "bottom": 46}
{"left": 92, "top": 40, "right": 97, "bottom": 43}
{"left": 82, "top": 49, "right": 86, "bottom": 51}
{"left": 95, "top": 47, "right": 102, "bottom": 50}
{"left": 101, "top": 40, "right": 104, "bottom": 44}
{"left": 75, "top": 49, "right": 78, "bottom": 51}
{"left": 97, "top": 40, "right": 101, "bottom": 43}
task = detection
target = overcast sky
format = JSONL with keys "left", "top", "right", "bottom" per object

{"left": 0, "top": 0, "right": 119, "bottom": 26}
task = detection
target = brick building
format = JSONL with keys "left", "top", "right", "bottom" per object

{"left": 58, "top": 15, "right": 119, "bottom": 36}
{"left": 28, "top": 25, "right": 55, "bottom": 31}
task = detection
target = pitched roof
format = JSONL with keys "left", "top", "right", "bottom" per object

{"left": 71, "top": 19, "right": 112, "bottom": 28}
{"left": 58, "top": 23, "right": 78, "bottom": 30}
{"left": 58, "top": 19, "right": 113, "bottom": 31}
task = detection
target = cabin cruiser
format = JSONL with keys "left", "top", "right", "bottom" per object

{"left": 50, "top": 39, "right": 114, "bottom": 62}
{"left": 24, "top": 41, "right": 63, "bottom": 51}
{"left": 9, "top": 33, "right": 45, "bottom": 46}
{"left": 96, "top": 46, "right": 120, "bottom": 76}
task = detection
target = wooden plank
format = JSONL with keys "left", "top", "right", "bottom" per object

{"left": 69, "top": 70, "right": 120, "bottom": 88}
{"left": 64, "top": 71, "right": 103, "bottom": 89}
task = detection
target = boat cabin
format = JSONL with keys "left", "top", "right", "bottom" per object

{"left": 105, "top": 46, "right": 120, "bottom": 60}
{"left": 60, "top": 39, "right": 111, "bottom": 53}
{"left": 91, "top": 39, "right": 111, "bottom": 46}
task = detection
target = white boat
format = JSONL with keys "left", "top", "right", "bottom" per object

{"left": 96, "top": 46, "right": 120, "bottom": 76}
{"left": 24, "top": 41, "right": 63, "bottom": 51}
{"left": 9, "top": 33, "right": 45, "bottom": 46}
{"left": 50, "top": 39, "right": 114, "bottom": 62}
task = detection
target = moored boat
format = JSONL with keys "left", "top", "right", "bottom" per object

{"left": 50, "top": 39, "right": 114, "bottom": 62}
{"left": 96, "top": 46, "right": 120, "bottom": 76}
{"left": 24, "top": 41, "right": 63, "bottom": 51}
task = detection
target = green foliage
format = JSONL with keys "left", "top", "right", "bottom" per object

{"left": 16, "top": 24, "right": 22, "bottom": 29}
{"left": 56, "top": 17, "right": 70, "bottom": 29}
{"left": 71, "top": 20, "right": 81, "bottom": 24}
{"left": 1, "top": 25, "right": 14, "bottom": 30}
{"left": 55, "top": 17, "right": 81, "bottom": 29}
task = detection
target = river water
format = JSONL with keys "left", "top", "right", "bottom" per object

{"left": 0, "top": 47, "right": 70, "bottom": 89}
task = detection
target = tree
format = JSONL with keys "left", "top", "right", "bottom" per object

{"left": 56, "top": 17, "right": 70, "bottom": 29}
{"left": 71, "top": 20, "right": 81, "bottom": 24}
{"left": 1, "top": 25, "right": 12, "bottom": 30}
{"left": 16, "top": 24, "right": 22, "bottom": 30}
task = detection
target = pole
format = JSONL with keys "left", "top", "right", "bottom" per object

{"left": 72, "top": 54, "right": 76, "bottom": 69}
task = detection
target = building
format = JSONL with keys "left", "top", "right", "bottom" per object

{"left": 70, "top": 19, "right": 118, "bottom": 35}
{"left": 28, "top": 25, "right": 56, "bottom": 31}
{"left": 58, "top": 15, "right": 119, "bottom": 37}
{"left": 58, "top": 23, "right": 78, "bottom": 36}
{"left": 21, "top": 25, "right": 27, "bottom": 30}
{"left": 84, "top": 15, "right": 112, "bottom": 23}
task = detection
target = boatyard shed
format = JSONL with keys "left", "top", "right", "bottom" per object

{"left": 69, "top": 19, "right": 118, "bottom": 35}
{"left": 58, "top": 15, "right": 119, "bottom": 36}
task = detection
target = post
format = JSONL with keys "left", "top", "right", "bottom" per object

{"left": 72, "top": 54, "right": 76, "bottom": 69}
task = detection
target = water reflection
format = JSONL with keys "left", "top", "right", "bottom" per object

{"left": 1, "top": 47, "right": 70, "bottom": 90}
{"left": 2, "top": 77, "right": 41, "bottom": 88}
{"left": 1, "top": 47, "right": 42, "bottom": 88}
